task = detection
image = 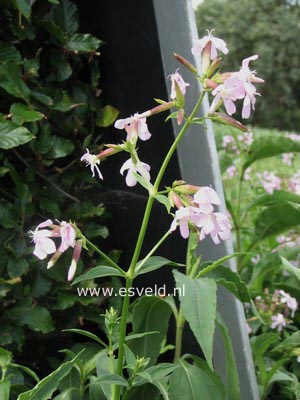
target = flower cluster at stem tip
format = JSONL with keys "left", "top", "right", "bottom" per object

{"left": 29, "top": 30, "right": 263, "bottom": 280}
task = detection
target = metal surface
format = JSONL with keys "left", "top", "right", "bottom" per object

{"left": 152, "top": 0, "right": 259, "bottom": 398}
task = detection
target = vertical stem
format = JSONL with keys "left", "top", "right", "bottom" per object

{"left": 174, "top": 308, "right": 185, "bottom": 361}
{"left": 108, "top": 328, "right": 115, "bottom": 399}
{"left": 114, "top": 91, "right": 207, "bottom": 400}
{"left": 114, "top": 278, "right": 133, "bottom": 400}
{"left": 236, "top": 172, "right": 244, "bottom": 269}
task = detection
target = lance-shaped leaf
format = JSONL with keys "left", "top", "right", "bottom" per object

{"left": 173, "top": 270, "right": 217, "bottom": 369}
{"left": 135, "top": 256, "right": 183, "bottom": 276}
{"left": 72, "top": 265, "right": 125, "bottom": 285}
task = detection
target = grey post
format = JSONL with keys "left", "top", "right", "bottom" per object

{"left": 152, "top": 0, "right": 259, "bottom": 398}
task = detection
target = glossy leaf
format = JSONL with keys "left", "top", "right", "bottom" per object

{"left": 0, "top": 121, "right": 34, "bottom": 149}
{"left": 53, "top": 0, "right": 79, "bottom": 34}
{"left": 96, "top": 105, "right": 119, "bottom": 127}
{"left": 65, "top": 34, "right": 101, "bottom": 52}
{"left": 173, "top": 270, "right": 217, "bottom": 369}
{"left": 0, "top": 63, "right": 31, "bottom": 101}
{"left": 10, "top": 103, "right": 44, "bottom": 125}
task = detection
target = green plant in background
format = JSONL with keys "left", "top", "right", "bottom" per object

{"left": 0, "top": 0, "right": 118, "bottom": 388}
{"left": 196, "top": 0, "right": 300, "bottom": 130}
{"left": 18, "top": 31, "right": 261, "bottom": 399}
{"left": 215, "top": 124, "right": 300, "bottom": 399}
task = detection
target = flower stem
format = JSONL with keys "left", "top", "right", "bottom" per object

{"left": 84, "top": 237, "right": 124, "bottom": 274}
{"left": 236, "top": 171, "right": 244, "bottom": 270}
{"left": 108, "top": 329, "right": 115, "bottom": 399}
{"left": 114, "top": 91, "right": 207, "bottom": 400}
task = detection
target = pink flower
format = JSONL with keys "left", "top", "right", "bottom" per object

{"left": 81, "top": 149, "right": 103, "bottom": 179}
{"left": 289, "top": 172, "right": 300, "bottom": 195}
{"left": 209, "top": 76, "right": 245, "bottom": 116}
{"left": 30, "top": 219, "right": 56, "bottom": 260}
{"left": 271, "top": 313, "right": 287, "bottom": 332}
{"left": 58, "top": 221, "right": 76, "bottom": 252}
{"left": 68, "top": 240, "right": 83, "bottom": 281}
{"left": 238, "top": 131, "right": 253, "bottom": 148}
{"left": 114, "top": 113, "right": 151, "bottom": 142}
{"left": 257, "top": 171, "right": 281, "bottom": 194}
{"left": 120, "top": 158, "right": 151, "bottom": 187}
{"left": 193, "top": 186, "right": 221, "bottom": 213}
{"left": 191, "top": 31, "right": 228, "bottom": 60}
{"left": 279, "top": 290, "right": 298, "bottom": 317}
{"left": 282, "top": 153, "right": 293, "bottom": 166}
{"left": 225, "top": 165, "right": 237, "bottom": 179}
{"left": 197, "top": 211, "right": 231, "bottom": 244}
{"left": 287, "top": 133, "right": 300, "bottom": 142}
{"left": 170, "top": 207, "right": 198, "bottom": 239}
{"left": 169, "top": 70, "right": 190, "bottom": 100}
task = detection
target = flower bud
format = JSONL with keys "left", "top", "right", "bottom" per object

{"left": 201, "top": 41, "right": 212, "bottom": 75}
{"left": 169, "top": 191, "right": 184, "bottom": 209}
{"left": 97, "top": 145, "right": 122, "bottom": 160}
{"left": 203, "top": 79, "right": 218, "bottom": 90}
{"left": 212, "top": 113, "right": 250, "bottom": 132}
{"left": 47, "top": 251, "right": 63, "bottom": 269}
{"left": 141, "top": 101, "right": 175, "bottom": 118}
{"left": 206, "top": 57, "right": 222, "bottom": 77}
{"left": 173, "top": 53, "right": 198, "bottom": 75}
{"left": 175, "top": 184, "right": 200, "bottom": 195}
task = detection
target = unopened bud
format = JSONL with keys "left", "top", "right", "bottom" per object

{"left": 250, "top": 74, "right": 264, "bottom": 84}
{"left": 47, "top": 251, "right": 63, "bottom": 269}
{"left": 177, "top": 109, "right": 184, "bottom": 125}
{"left": 203, "top": 79, "right": 218, "bottom": 90}
{"left": 97, "top": 145, "right": 122, "bottom": 160}
{"left": 206, "top": 57, "right": 222, "bottom": 77}
{"left": 213, "top": 113, "right": 250, "bottom": 132}
{"left": 217, "top": 72, "right": 233, "bottom": 83}
{"left": 175, "top": 184, "right": 200, "bottom": 195}
{"left": 173, "top": 53, "right": 198, "bottom": 75}
{"left": 68, "top": 240, "right": 82, "bottom": 281}
{"left": 201, "top": 41, "right": 211, "bottom": 75}
{"left": 172, "top": 180, "right": 186, "bottom": 188}
{"left": 142, "top": 101, "right": 175, "bottom": 118}
{"left": 169, "top": 191, "right": 184, "bottom": 209}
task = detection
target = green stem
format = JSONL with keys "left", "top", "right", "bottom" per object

{"left": 109, "top": 330, "right": 115, "bottom": 399}
{"left": 174, "top": 307, "right": 185, "bottom": 361}
{"left": 114, "top": 278, "right": 133, "bottom": 399}
{"left": 236, "top": 172, "right": 244, "bottom": 269}
{"left": 114, "top": 91, "right": 207, "bottom": 400}
{"left": 135, "top": 229, "right": 171, "bottom": 274}
{"left": 84, "top": 237, "right": 124, "bottom": 273}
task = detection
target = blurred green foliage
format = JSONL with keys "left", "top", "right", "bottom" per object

{"left": 196, "top": 0, "right": 300, "bottom": 130}
{"left": 0, "top": 0, "right": 118, "bottom": 377}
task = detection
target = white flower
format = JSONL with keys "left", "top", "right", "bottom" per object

{"left": 80, "top": 149, "right": 103, "bottom": 179}
{"left": 120, "top": 158, "right": 151, "bottom": 187}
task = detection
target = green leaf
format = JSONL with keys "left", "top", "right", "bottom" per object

{"left": 0, "top": 380, "right": 10, "bottom": 400}
{"left": 72, "top": 265, "right": 125, "bottom": 285}
{"left": 251, "top": 333, "right": 279, "bottom": 358}
{"left": 10, "top": 103, "right": 44, "bottom": 125}
{"left": 252, "top": 203, "right": 300, "bottom": 245}
{"left": 96, "top": 373, "right": 128, "bottom": 387}
{"left": 280, "top": 256, "right": 300, "bottom": 281}
{"left": 249, "top": 253, "right": 281, "bottom": 292}
{"left": 0, "top": 121, "right": 34, "bottom": 149}
{"left": 31, "top": 91, "right": 53, "bottom": 106}
{"left": 46, "top": 136, "right": 74, "bottom": 158}
{"left": 153, "top": 194, "right": 171, "bottom": 213}
{"left": 8, "top": 305, "right": 54, "bottom": 334}
{"left": 63, "top": 329, "right": 107, "bottom": 348}
{"left": 246, "top": 190, "right": 300, "bottom": 211}
{"left": 7, "top": 257, "right": 29, "bottom": 278}
{"left": 65, "top": 34, "right": 101, "bottom": 52}
{"left": 0, "top": 201, "right": 16, "bottom": 228}
{"left": 135, "top": 256, "right": 183, "bottom": 276}
{"left": 0, "top": 41, "right": 21, "bottom": 63}
{"left": 17, "top": 351, "right": 83, "bottom": 400}
{"left": 0, "top": 167, "right": 9, "bottom": 177}
{"left": 132, "top": 172, "right": 153, "bottom": 192}
{"left": 0, "top": 347, "right": 12, "bottom": 368}
{"left": 173, "top": 270, "right": 217, "bottom": 369}
{"left": 216, "top": 315, "right": 240, "bottom": 400}
{"left": 272, "top": 331, "right": 300, "bottom": 353}
{"left": 0, "top": 63, "right": 30, "bottom": 101}
{"left": 12, "top": 0, "right": 31, "bottom": 19}
{"left": 243, "top": 134, "right": 300, "bottom": 171}
{"left": 96, "top": 105, "right": 119, "bottom": 127}
{"left": 206, "top": 265, "right": 251, "bottom": 302}
{"left": 199, "top": 252, "right": 246, "bottom": 276}
{"left": 51, "top": 50, "right": 72, "bottom": 82}
{"left": 53, "top": 0, "right": 79, "bottom": 34}
{"left": 169, "top": 360, "right": 224, "bottom": 400}
{"left": 133, "top": 363, "right": 179, "bottom": 386}
{"left": 129, "top": 296, "right": 172, "bottom": 365}
{"left": 10, "top": 363, "right": 39, "bottom": 383}
{"left": 125, "top": 332, "right": 159, "bottom": 342}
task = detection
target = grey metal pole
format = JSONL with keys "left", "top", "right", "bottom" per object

{"left": 152, "top": 1, "right": 259, "bottom": 398}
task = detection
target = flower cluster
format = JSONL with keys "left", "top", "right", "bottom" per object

{"left": 257, "top": 171, "right": 282, "bottom": 194}
{"left": 170, "top": 185, "right": 231, "bottom": 244}
{"left": 252, "top": 289, "right": 298, "bottom": 333}
{"left": 29, "top": 220, "right": 82, "bottom": 281}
